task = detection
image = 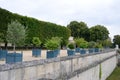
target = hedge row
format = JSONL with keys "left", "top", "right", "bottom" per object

{"left": 0, "top": 8, "right": 71, "bottom": 46}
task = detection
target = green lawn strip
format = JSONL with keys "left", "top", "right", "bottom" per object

{"left": 106, "top": 67, "right": 120, "bottom": 80}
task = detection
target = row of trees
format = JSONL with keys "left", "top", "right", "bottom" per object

{"left": 0, "top": 8, "right": 119, "bottom": 48}
{"left": 67, "top": 21, "right": 113, "bottom": 48}
{"left": 67, "top": 21, "right": 109, "bottom": 42}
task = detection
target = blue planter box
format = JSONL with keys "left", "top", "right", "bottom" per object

{"left": 32, "top": 49, "right": 41, "bottom": 57}
{"left": 0, "top": 50, "right": 8, "bottom": 60}
{"left": 94, "top": 48, "right": 99, "bottom": 52}
{"left": 47, "top": 50, "right": 55, "bottom": 59}
{"left": 54, "top": 49, "right": 60, "bottom": 57}
{"left": 6, "top": 52, "right": 23, "bottom": 64}
{"left": 75, "top": 48, "right": 80, "bottom": 53}
{"left": 80, "top": 49, "right": 86, "bottom": 54}
{"left": 67, "top": 50, "right": 75, "bottom": 56}
{"left": 88, "top": 48, "right": 94, "bottom": 53}
{"left": 47, "top": 49, "right": 60, "bottom": 59}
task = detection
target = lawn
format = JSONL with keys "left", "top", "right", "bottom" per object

{"left": 106, "top": 67, "right": 120, "bottom": 80}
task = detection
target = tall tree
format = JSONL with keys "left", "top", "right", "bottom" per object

{"left": 6, "top": 20, "right": 26, "bottom": 51}
{"left": 67, "top": 21, "right": 89, "bottom": 41}
{"left": 67, "top": 21, "right": 80, "bottom": 37}
{"left": 113, "top": 35, "right": 120, "bottom": 48}
{"left": 89, "top": 25, "right": 109, "bottom": 42}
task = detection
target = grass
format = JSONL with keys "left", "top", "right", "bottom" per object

{"left": 106, "top": 67, "right": 120, "bottom": 80}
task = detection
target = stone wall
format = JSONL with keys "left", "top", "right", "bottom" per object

{"left": 0, "top": 50, "right": 117, "bottom": 80}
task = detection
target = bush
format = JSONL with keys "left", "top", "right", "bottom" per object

{"left": 88, "top": 41, "right": 96, "bottom": 48}
{"left": 76, "top": 38, "right": 88, "bottom": 48}
{"left": 68, "top": 43, "right": 75, "bottom": 49}
{"left": 94, "top": 43, "right": 103, "bottom": 48}
{"left": 75, "top": 38, "right": 81, "bottom": 47}
{"left": 51, "top": 37, "right": 62, "bottom": 45}
{"left": 44, "top": 38, "right": 59, "bottom": 50}
{"left": 32, "top": 37, "right": 42, "bottom": 47}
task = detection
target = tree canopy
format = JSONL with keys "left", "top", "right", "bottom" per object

{"left": 89, "top": 25, "right": 109, "bottom": 42}
{"left": 113, "top": 35, "right": 120, "bottom": 48}
{"left": 6, "top": 20, "right": 26, "bottom": 50}
{"left": 67, "top": 21, "right": 89, "bottom": 41}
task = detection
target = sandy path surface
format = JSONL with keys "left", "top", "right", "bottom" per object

{"left": 0, "top": 50, "right": 67, "bottom": 64}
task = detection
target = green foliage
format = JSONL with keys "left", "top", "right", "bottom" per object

{"left": 6, "top": 20, "right": 26, "bottom": 50}
{"left": 113, "top": 35, "right": 120, "bottom": 48}
{"left": 99, "top": 64, "right": 102, "bottom": 80}
{"left": 106, "top": 67, "right": 120, "bottom": 80}
{"left": 0, "top": 33, "right": 4, "bottom": 43}
{"left": 68, "top": 43, "right": 75, "bottom": 49}
{"left": 89, "top": 25, "right": 109, "bottom": 42}
{"left": 51, "top": 37, "right": 62, "bottom": 45}
{"left": 0, "top": 8, "right": 71, "bottom": 47}
{"left": 76, "top": 38, "right": 88, "bottom": 48}
{"left": 88, "top": 41, "right": 96, "bottom": 48}
{"left": 75, "top": 38, "right": 81, "bottom": 47}
{"left": 102, "top": 38, "right": 112, "bottom": 48}
{"left": 6, "top": 20, "right": 25, "bottom": 45}
{"left": 94, "top": 43, "right": 103, "bottom": 48}
{"left": 32, "top": 37, "right": 42, "bottom": 47}
{"left": 44, "top": 37, "right": 59, "bottom": 50}
{"left": 67, "top": 21, "right": 89, "bottom": 41}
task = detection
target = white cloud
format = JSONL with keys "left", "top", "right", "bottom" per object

{"left": 0, "top": 0, "right": 120, "bottom": 38}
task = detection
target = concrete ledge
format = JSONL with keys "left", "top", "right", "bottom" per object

{"left": 0, "top": 50, "right": 117, "bottom": 80}
{"left": 0, "top": 50, "right": 116, "bottom": 72}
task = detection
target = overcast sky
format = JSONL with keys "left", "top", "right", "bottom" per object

{"left": 0, "top": 0, "right": 120, "bottom": 39}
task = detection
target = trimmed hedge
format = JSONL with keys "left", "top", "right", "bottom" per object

{"left": 0, "top": 8, "right": 70, "bottom": 47}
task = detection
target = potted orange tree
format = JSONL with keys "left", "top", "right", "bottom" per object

{"left": 94, "top": 43, "right": 102, "bottom": 53}
{"left": 88, "top": 41, "right": 96, "bottom": 53}
{"left": 45, "top": 37, "right": 60, "bottom": 58}
{"left": 78, "top": 38, "right": 88, "bottom": 54}
{"left": 67, "top": 42, "right": 75, "bottom": 56}
{"left": 6, "top": 20, "right": 25, "bottom": 63}
{"left": 32, "top": 37, "right": 42, "bottom": 57}
{"left": 75, "top": 38, "right": 81, "bottom": 53}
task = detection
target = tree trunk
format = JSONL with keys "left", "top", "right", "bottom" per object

{"left": 13, "top": 43, "right": 15, "bottom": 52}
{"left": 5, "top": 42, "right": 7, "bottom": 50}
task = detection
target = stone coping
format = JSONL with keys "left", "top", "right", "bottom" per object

{"left": 0, "top": 49, "right": 116, "bottom": 71}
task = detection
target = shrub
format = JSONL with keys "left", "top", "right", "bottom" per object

{"left": 68, "top": 43, "right": 75, "bottom": 49}
{"left": 75, "top": 38, "right": 81, "bottom": 47}
{"left": 95, "top": 43, "right": 103, "bottom": 48}
{"left": 88, "top": 41, "right": 96, "bottom": 48}
{"left": 51, "top": 37, "right": 62, "bottom": 45}
{"left": 32, "top": 37, "right": 42, "bottom": 47}
{"left": 44, "top": 38, "right": 59, "bottom": 50}
{"left": 76, "top": 38, "right": 88, "bottom": 48}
